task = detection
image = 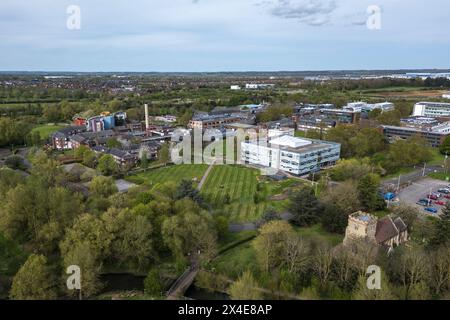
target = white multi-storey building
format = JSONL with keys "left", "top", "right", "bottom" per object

{"left": 413, "top": 102, "right": 450, "bottom": 117}
{"left": 241, "top": 135, "right": 341, "bottom": 176}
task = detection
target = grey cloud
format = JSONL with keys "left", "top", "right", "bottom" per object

{"left": 260, "top": 0, "right": 338, "bottom": 26}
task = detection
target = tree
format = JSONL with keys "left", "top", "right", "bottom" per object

{"left": 229, "top": 271, "right": 263, "bottom": 300}
{"left": 439, "top": 135, "right": 450, "bottom": 155}
{"left": 253, "top": 221, "right": 295, "bottom": 273}
{"left": 102, "top": 208, "right": 154, "bottom": 270}
{"left": 106, "top": 138, "right": 122, "bottom": 149}
{"left": 4, "top": 155, "right": 26, "bottom": 170}
{"left": 140, "top": 152, "right": 149, "bottom": 169}
{"left": 175, "top": 179, "right": 203, "bottom": 204}
{"left": 9, "top": 254, "right": 57, "bottom": 300}
{"left": 162, "top": 211, "right": 217, "bottom": 263}
{"left": 96, "top": 154, "right": 119, "bottom": 176}
{"left": 144, "top": 269, "right": 163, "bottom": 297}
{"left": 62, "top": 242, "right": 102, "bottom": 299}
{"left": 320, "top": 203, "right": 348, "bottom": 234}
{"left": 288, "top": 186, "right": 322, "bottom": 227}
{"left": 357, "top": 173, "right": 385, "bottom": 212}
{"left": 400, "top": 247, "right": 429, "bottom": 300}
{"left": 329, "top": 158, "right": 372, "bottom": 181}
{"left": 89, "top": 176, "right": 118, "bottom": 198}
{"left": 352, "top": 271, "right": 396, "bottom": 300}
{"left": 159, "top": 143, "right": 170, "bottom": 165}
{"left": 320, "top": 181, "right": 361, "bottom": 214}
{"left": 313, "top": 244, "right": 334, "bottom": 287}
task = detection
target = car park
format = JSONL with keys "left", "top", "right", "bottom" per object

{"left": 425, "top": 207, "right": 438, "bottom": 214}
{"left": 435, "top": 201, "right": 446, "bottom": 206}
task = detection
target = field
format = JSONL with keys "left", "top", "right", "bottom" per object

{"left": 201, "top": 165, "right": 300, "bottom": 223}
{"left": 126, "top": 164, "right": 208, "bottom": 189}
{"left": 31, "top": 124, "right": 65, "bottom": 139}
{"left": 126, "top": 164, "right": 300, "bottom": 223}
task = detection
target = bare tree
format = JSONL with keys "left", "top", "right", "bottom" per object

{"left": 313, "top": 244, "right": 334, "bottom": 287}
{"left": 284, "top": 235, "right": 310, "bottom": 274}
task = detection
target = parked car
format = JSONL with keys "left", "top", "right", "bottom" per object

{"left": 438, "top": 188, "right": 450, "bottom": 194}
{"left": 435, "top": 201, "right": 446, "bottom": 206}
{"left": 417, "top": 199, "right": 432, "bottom": 206}
{"left": 425, "top": 207, "right": 438, "bottom": 214}
{"left": 427, "top": 194, "right": 439, "bottom": 200}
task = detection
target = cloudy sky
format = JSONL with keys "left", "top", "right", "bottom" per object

{"left": 1, "top": 0, "right": 449, "bottom": 71}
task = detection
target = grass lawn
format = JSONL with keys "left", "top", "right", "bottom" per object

{"left": 201, "top": 165, "right": 300, "bottom": 223}
{"left": 31, "top": 124, "right": 65, "bottom": 139}
{"left": 429, "top": 172, "right": 450, "bottom": 181}
{"left": 125, "top": 164, "right": 208, "bottom": 189}
{"left": 201, "top": 165, "right": 264, "bottom": 222}
{"left": 428, "top": 148, "right": 445, "bottom": 166}
{"left": 294, "top": 224, "right": 344, "bottom": 246}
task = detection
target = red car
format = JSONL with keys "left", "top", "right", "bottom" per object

{"left": 428, "top": 194, "right": 439, "bottom": 200}
{"left": 444, "top": 195, "right": 450, "bottom": 200}
{"left": 435, "top": 201, "right": 446, "bottom": 206}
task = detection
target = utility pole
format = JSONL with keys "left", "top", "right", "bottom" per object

{"left": 422, "top": 162, "right": 427, "bottom": 177}
{"left": 397, "top": 174, "right": 401, "bottom": 192}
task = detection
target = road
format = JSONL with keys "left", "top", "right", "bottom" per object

{"left": 382, "top": 165, "right": 444, "bottom": 189}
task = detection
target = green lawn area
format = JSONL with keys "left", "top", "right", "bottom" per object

{"left": 31, "top": 124, "right": 65, "bottom": 139}
{"left": 126, "top": 164, "right": 208, "bottom": 189}
{"left": 294, "top": 224, "right": 344, "bottom": 246}
{"left": 201, "top": 165, "right": 265, "bottom": 222}
{"left": 428, "top": 148, "right": 445, "bottom": 166}
{"left": 201, "top": 165, "right": 300, "bottom": 223}
{"left": 429, "top": 172, "right": 450, "bottom": 181}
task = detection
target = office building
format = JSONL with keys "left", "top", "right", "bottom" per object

{"left": 241, "top": 135, "right": 341, "bottom": 176}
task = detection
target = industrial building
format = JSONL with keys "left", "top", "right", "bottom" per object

{"left": 241, "top": 135, "right": 341, "bottom": 176}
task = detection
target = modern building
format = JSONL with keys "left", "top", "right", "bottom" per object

{"left": 241, "top": 135, "right": 341, "bottom": 176}
{"left": 413, "top": 102, "right": 450, "bottom": 117}
{"left": 381, "top": 122, "right": 450, "bottom": 147}
{"left": 443, "top": 92, "right": 450, "bottom": 99}
{"left": 343, "top": 211, "right": 408, "bottom": 251}
{"left": 230, "top": 85, "right": 241, "bottom": 90}
{"left": 319, "top": 108, "right": 360, "bottom": 124}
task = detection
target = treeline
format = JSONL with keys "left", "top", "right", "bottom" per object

{"left": 224, "top": 219, "right": 450, "bottom": 300}
{"left": 0, "top": 151, "right": 225, "bottom": 299}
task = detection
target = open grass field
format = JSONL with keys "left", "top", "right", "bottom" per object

{"left": 201, "top": 165, "right": 300, "bottom": 223}
{"left": 126, "top": 164, "right": 208, "bottom": 189}
{"left": 127, "top": 163, "right": 301, "bottom": 223}
{"left": 201, "top": 165, "right": 264, "bottom": 222}
{"left": 31, "top": 124, "right": 65, "bottom": 139}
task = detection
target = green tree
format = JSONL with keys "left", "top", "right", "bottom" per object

{"left": 352, "top": 271, "right": 396, "bottom": 300}
{"left": 320, "top": 203, "right": 348, "bottom": 234}
{"left": 89, "top": 176, "right": 118, "bottom": 198}
{"left": 106, "top": 138, "right": 122, "bottom": 149}
{"left": 229, "top": 271, "right": 263, "bottom": 300}
{"left": 288, "top": 186, "right": 322, "bottom": 227}
{"left": 144, "top": 268, "right": 163, "bottom": 297}
{"left": 159, "top": 143, "right": 170, "bottom": 165}
{"left": 162, "top": 211, "right": 217, "bottom": 263}
{"left": 357, "top": 173, "right": 385, "bottom": 212}
{"left": 62, "top": 242, "right": 102, "bottom": 299}
{"left": 96, "top": 154, "right": 119, "bottom": 176}
{"left": 9, "top": 254, "right": 57, "bottom": 300}
{"left": 253, "top": 220, "right": 295, "bottom": 273}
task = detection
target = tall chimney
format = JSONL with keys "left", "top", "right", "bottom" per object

{"left": 145, "top": 104, "right": 150, "bottom": 130}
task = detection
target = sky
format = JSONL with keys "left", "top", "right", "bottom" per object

{"left": 0, "top": 0, "right": 449, "bottom": 72}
